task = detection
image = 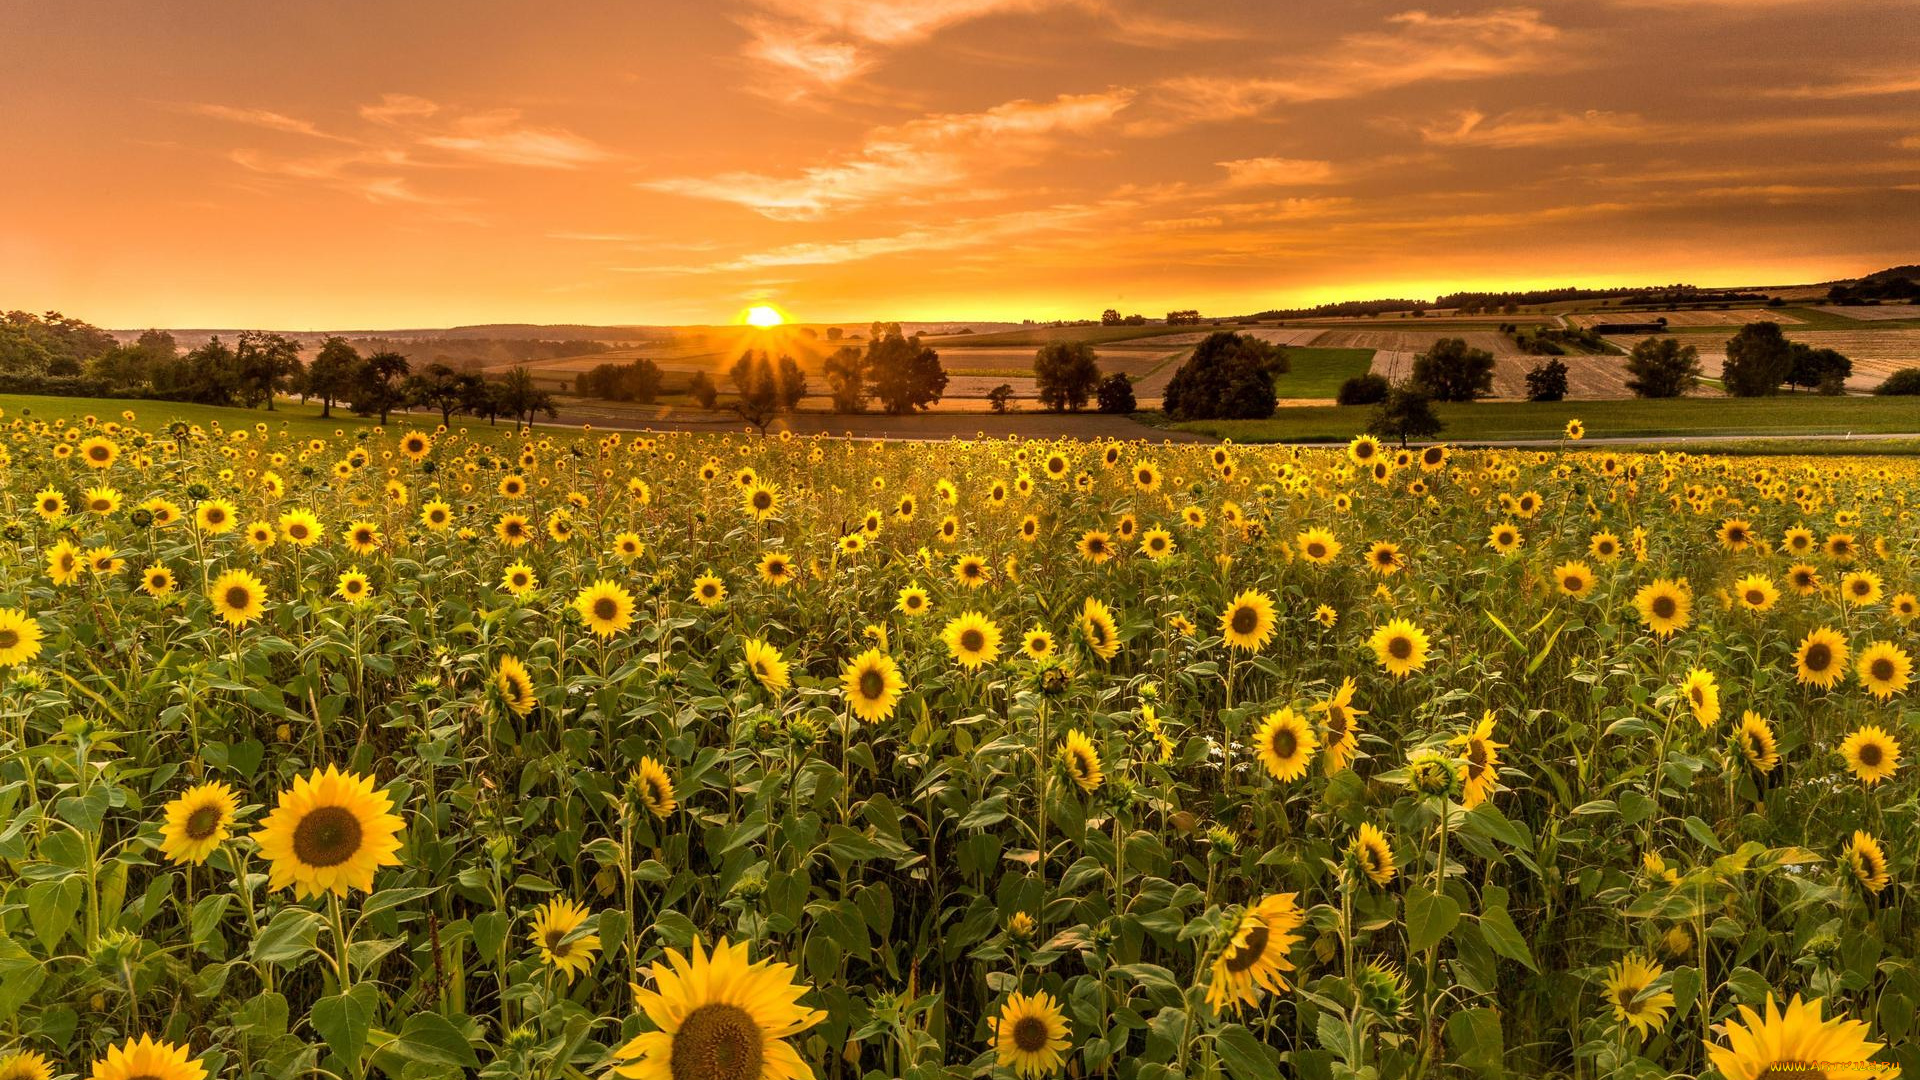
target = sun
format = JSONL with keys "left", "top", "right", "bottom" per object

{"left": 745, "top": 304, "right": 784, "bottom": 327}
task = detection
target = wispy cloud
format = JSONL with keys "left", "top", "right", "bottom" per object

{"left": 643, "top": 90, "right": 1133, "bottom": 218}
{"left": 177, "top": 103, "right": 354, "bottom": 142}
{"left": 1134, "top": 8, "right": 1567, "bottom": 134}
{"left": 1755, "top": 68, "right": 1920, "bottom": 100}
{"left": 1215, "top": 157, "right": 1339, "bottom": 186}
{"left": 1416, "top": 107, "right": 1909, "bottom": 148}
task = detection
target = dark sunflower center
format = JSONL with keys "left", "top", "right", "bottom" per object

{"left": 290, "top": 524, "right": 308, "bottom": 539}
{"left": 225, "top": 586, "right": 253, "bottom": 610}
{"left": 670, "top": 1003, "right": 764, "bottom": 1080}
{"left": 292, "top": 805, "right": 365, "bottom": 867}
{"left": 544, "top": 929, "right": 569, "bottom": 952}
{"left": 594, "top": 597, "right": 618, "bottom": 621}
{"left": 0, "top": 630, "right": 15, "bottom": 650}
{"left": 753, "top": 493, "right": 771, "bottom": 510}
{"left": 1388, "top": 636, "right": 1412, "bottom": 660}
{"left": 1871, "top": 659, "right": 1894, "bottom": 681}
{"left": 1565, "top": 575, "right": 1583, "bottom": 590}
{"left": 1011, "top": 1015, "right": 1050, "bottom": 1053}
{"left": 1223, "top": 924, "right": 1270, "bottom": 973}
{"left": 1231, "top": 608, "right": 1258, "bottom": 635}
{"left": 1270, "top": 728, "right": 1296, "bottom": 758}
{"left": 959, "top": 629, "right": 984, "bottom": 653}
{"left": 1307, "top": 543, "right": 1326, "bottom": 559}
{"left": 1805, "top": 644, "right": 1831, "bottom": 669}
{"left": 1860, "top": 744, "right": 1883, "bottom": 766}
{"left": 185, "top": 804, "right": 223, "bottom": 840}
{"left": 1745, "top": 590, "right": 1764, "bottom": 604}
{"left": 859, "top": 669, "right": 885, "bottom": 699}
{"left": 1651, "top": 596, "right": 1676, "bottom": 619}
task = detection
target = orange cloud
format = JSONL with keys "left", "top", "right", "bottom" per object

{"left": 1215, "top": 157, "right": 1339, "bottom": 186}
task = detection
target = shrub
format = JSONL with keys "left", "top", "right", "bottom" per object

{"left": 1875, "top": 368, "right": 1920, "bottom": 395}
{"left": 1336, "top": 373, "right": 1390, "bottom": 406}
{"left": 1525, "top": 358, "right": 1569, "bottom": 402}
{"left": 1162, "top": 331, "right": 1288, "bottom": 420}
{"left": 1095, "top": 372, "right": 1136, "bottom": 414}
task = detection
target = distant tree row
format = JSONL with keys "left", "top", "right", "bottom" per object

{"left": 1030, "top": 341, "right": 1134, "bottom": 414}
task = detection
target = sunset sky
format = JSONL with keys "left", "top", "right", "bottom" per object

{"left": 3, "top": 0, "right": 1917, "bottom": 329}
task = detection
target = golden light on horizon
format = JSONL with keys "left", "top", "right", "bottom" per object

{"left": 744, "top": 305, "right": 785, "bottom": 328}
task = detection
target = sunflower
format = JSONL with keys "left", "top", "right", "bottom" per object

{"left": 1022, "top": 628, "right": 1055, "bottom": 661}
{"left": 85, "top": 546, "right": 123, "bottom": 576}
{"left": 842, "top": 648, "right": 904, "bottom": 722}
{"left": 571, "top": 580, "right": 635, "bottom": 639}
{"left": 33, "top": 487, "right": 67, "bottom": 520}
{"left": 142, "top": 566, "right": 177, "bottom": 598}
{"left": 495, "top": 513, "right": 532, "bottom": 546}
{"left": 1794, "top": 627, "right": 1849, "bottom": 689}
{"left": 896, "top": 584, "right": 930, "bottom": 617}
{"left": 1313, "top": 678, "right": 1365, "bottom": 775}
{"left": 1603, "top": 955, "right": 1674, "bottom": 1042}
{"left": 953, "top": 553, "right": 991, "bottom": 587}
{"left": 1369, "top": 619, "right": 1429, "bottom": 678}
{"left": 743, "top": 638, "right": 791, "bottom": 691}
{"left": 334, "top": 567, "right": 372, "bottom": 604}
{"left": 1731, "top": 573, "right": 1779, "bottom": 612}
{"left": 692, "top": 574, "right": 727, "bottom": 608}
{"left": 1703, "top": 996, "right": 1882, "bottom": 1080}
{"left": 631, "top": 757, "right": 677, "bottom": 817}
{"left": 0, "top": 608, "right": 46, "bottom": 668}
{"left": 83, "top": 484, "right": 121, "bottom": 515}
{"left": 157, "top": 781, "right": 240, "bottom": 865}
{"left": 1206, "top": 892, "right": 1304, "bottom": 1014}
{"left": 608, "top": 937, "right": 823, "bottom": 1080}
{"left": 1716, "top": 518, "right": 1754, "bottom": 551}
{"left": 496, "top": 655, "right": 537, "bottom": 717}
{"left": 207, "top": 568, "right": 267, "bottom": 626}
{"left": 1058, "top": 729, "right": 1103, "bottom": 792}
{"left": 420, "top": 500, "right": 453, "bottom": 531}
{"left": 1350, "top": 822, "right": 1395, "bottom": 886}
{"left": 1486, "top": 522, "right": 1522, "bottom": 555}
{"left": 1131, "top": 459, "right": 1162, "bottom": 492}
{"left": 1824, "top": 532, "right": 1857, "bottom": 561}
{"left": 990, "top": 991, "right": 1071, "bottom": 1078}
{"left": 1253, "top": 707, "right": 1317, "bottom": 782}
{"left": 341, "top": 520, "right": 381, "bottom": 556}
{"left": 1314, "top": 604, "right": 1338, "bottom": 629}
{"left": 1365, "top": 540, "right": 1404, "bottom": 576}
{"left": 1453, "top": 711, "right": 1504, "bottom": 808}
{"left": 1840, "top": 570, "right": 1882, "bottom": 607}
{"left": 742, "top": 482, "right": 781, "bottom": 521}
{"left": 1139, "top": 528, "right": 1174, "bottom": 560}
{"left": 1840, "top": 724, "right": 1901, "bottom": 785}
{"left": 941, "top": 612, "right": 1002, "bottom": 670}
{"left": 500, "top": 562, "right": 538, "bottom": 596}
{"left": 1347, "top": 434, "right": 1382, "bottom": 465}
{"left": 1219, "top": 589, "right": 1276, "bottom": 652}
{"left": 1076, "top": 529, "right": 1113, "bottom": 564}
{"left": 529, "top": 898, "right": 600, "bottom": 983}
{"left": 1735, "top": 711, "right": 1779, "bottom": 774}
{"left": 1553, "top": 560, "right": 1595, "bottom": 598}
{"left": 1296, "top": 528, "right": 1341, "bottom": 565}
{"left": 0, "top": 1050, "right": 54, "bottom": 1080}
{"left": 1844, "top": 830, "right": 1891, "bottom": 895}
{"left": 250, "top": 765, "right": 405, "bottom": 898}
{"left": 756, "top": 552, "right": 795, "bottom": 587}
{"left": 1632, "top": 579, "right": 1691, "bottom": 638}
{"left": 1079, "top": 597, "right": 1120, "bottom": 660}
{"left": 278, "top": 508, "right": 322, "bottom": 547}
{"left": 1680, "top": 668, "right": 1720, "bottom": 729}
{"left": 194, "top": 499, "right": 238, "bottom": 534}
{"left": 1855, "top": 640, "right": 1911, "bottom": 700}
{"left": 77, "top": 435, "right": 120, "bottom": 469}
{"left": 1785, "top": 562, "right": 1820, "bottom": 595}
{"left": 1892, "top": 592, "right": 1919, "bottom": 621}
{"left": 85, "top": 1035, "right": 204, "bottom": 1080}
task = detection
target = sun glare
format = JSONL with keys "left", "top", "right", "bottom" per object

{"left": 745, "top": 305, "right": 784, "bottom": 328}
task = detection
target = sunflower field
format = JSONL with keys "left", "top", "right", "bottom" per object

{"left": 0, "top": 408, "right": 1916, "bottom": 1080}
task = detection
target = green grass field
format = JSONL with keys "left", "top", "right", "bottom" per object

{"left": 1272, "top": 346, "right": 1376, "bottom": 399}
{"left": 0, "top": 394, "right": 537, "bottom": 443}
{"left": 1163, "top": 395, "right": 1920, "bottom": 443}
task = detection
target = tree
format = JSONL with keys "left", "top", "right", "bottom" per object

{"left": 865, "top": 328, "right": 947, "bottom": 415}
{"left": 1095, "top": 372, "right": 1136, "bottom": 414}
{"left": 824, "top": 345, "right": 867, "bottom": 413}
{"left": 305, "top": 337, "right": 362, "bottom": 418}
{"left": 1100, "top": 308, "right": 1123, "bottom": 326}
{"left": 460, "top": 373, "right": 504, "bottom": 424}
{"left": 1368, "top": 381, "right": 1444, "bottom": 446}
{"left": 152, "top": 336, "right": 242, "bottom": 406}
{"left": 495, "top": 366, "right": 556, "bottom": 428}
{"left": 1874, "top": 368, "right": 1920, "bottom": 395}
{"left": 577, "top": 359, "right": 664, "bottom": 403}
{"left": 1786, "top": 343, "right": 1851, "bottom": 393}
{"left": 728, "top": 350, "right": 802, "bottom": 432}
{"left": 1162, "top": 331, "right": 1289, "bottom": 421}
{"left": 986, "top": 383, "right": 1015, "bottom": 413}
{"left": 686, "top": 371, "right": 719, "bottom": 409}
{"left": 233, "top": 331, "right": 303, "bottom": 410}
{"left": 1624, "top": 337, "right": 1701, "bottom": 398}
{"left": 405, "top": 363, "right": 480, "bottom": 425}
{"left": 1337, "top": 373, "right": 1390, "bottom": 406}
{"left": 1034, "top": 341, "right": 1102, "bottom": 411}
{"left": 352, "top": 351, "right": 412, "bottom": 425}
{"left": 1721, "top": 322, "right": 1793, "bottom": 397}
{"left": 774, "top": 354, "right": 807, "bottom": 410}
{"left": 1525, "top": 358, "right": 1569, "bottom": 402}
{"left": 1410, "top": 338, "right": 1494, "bottom": 402}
